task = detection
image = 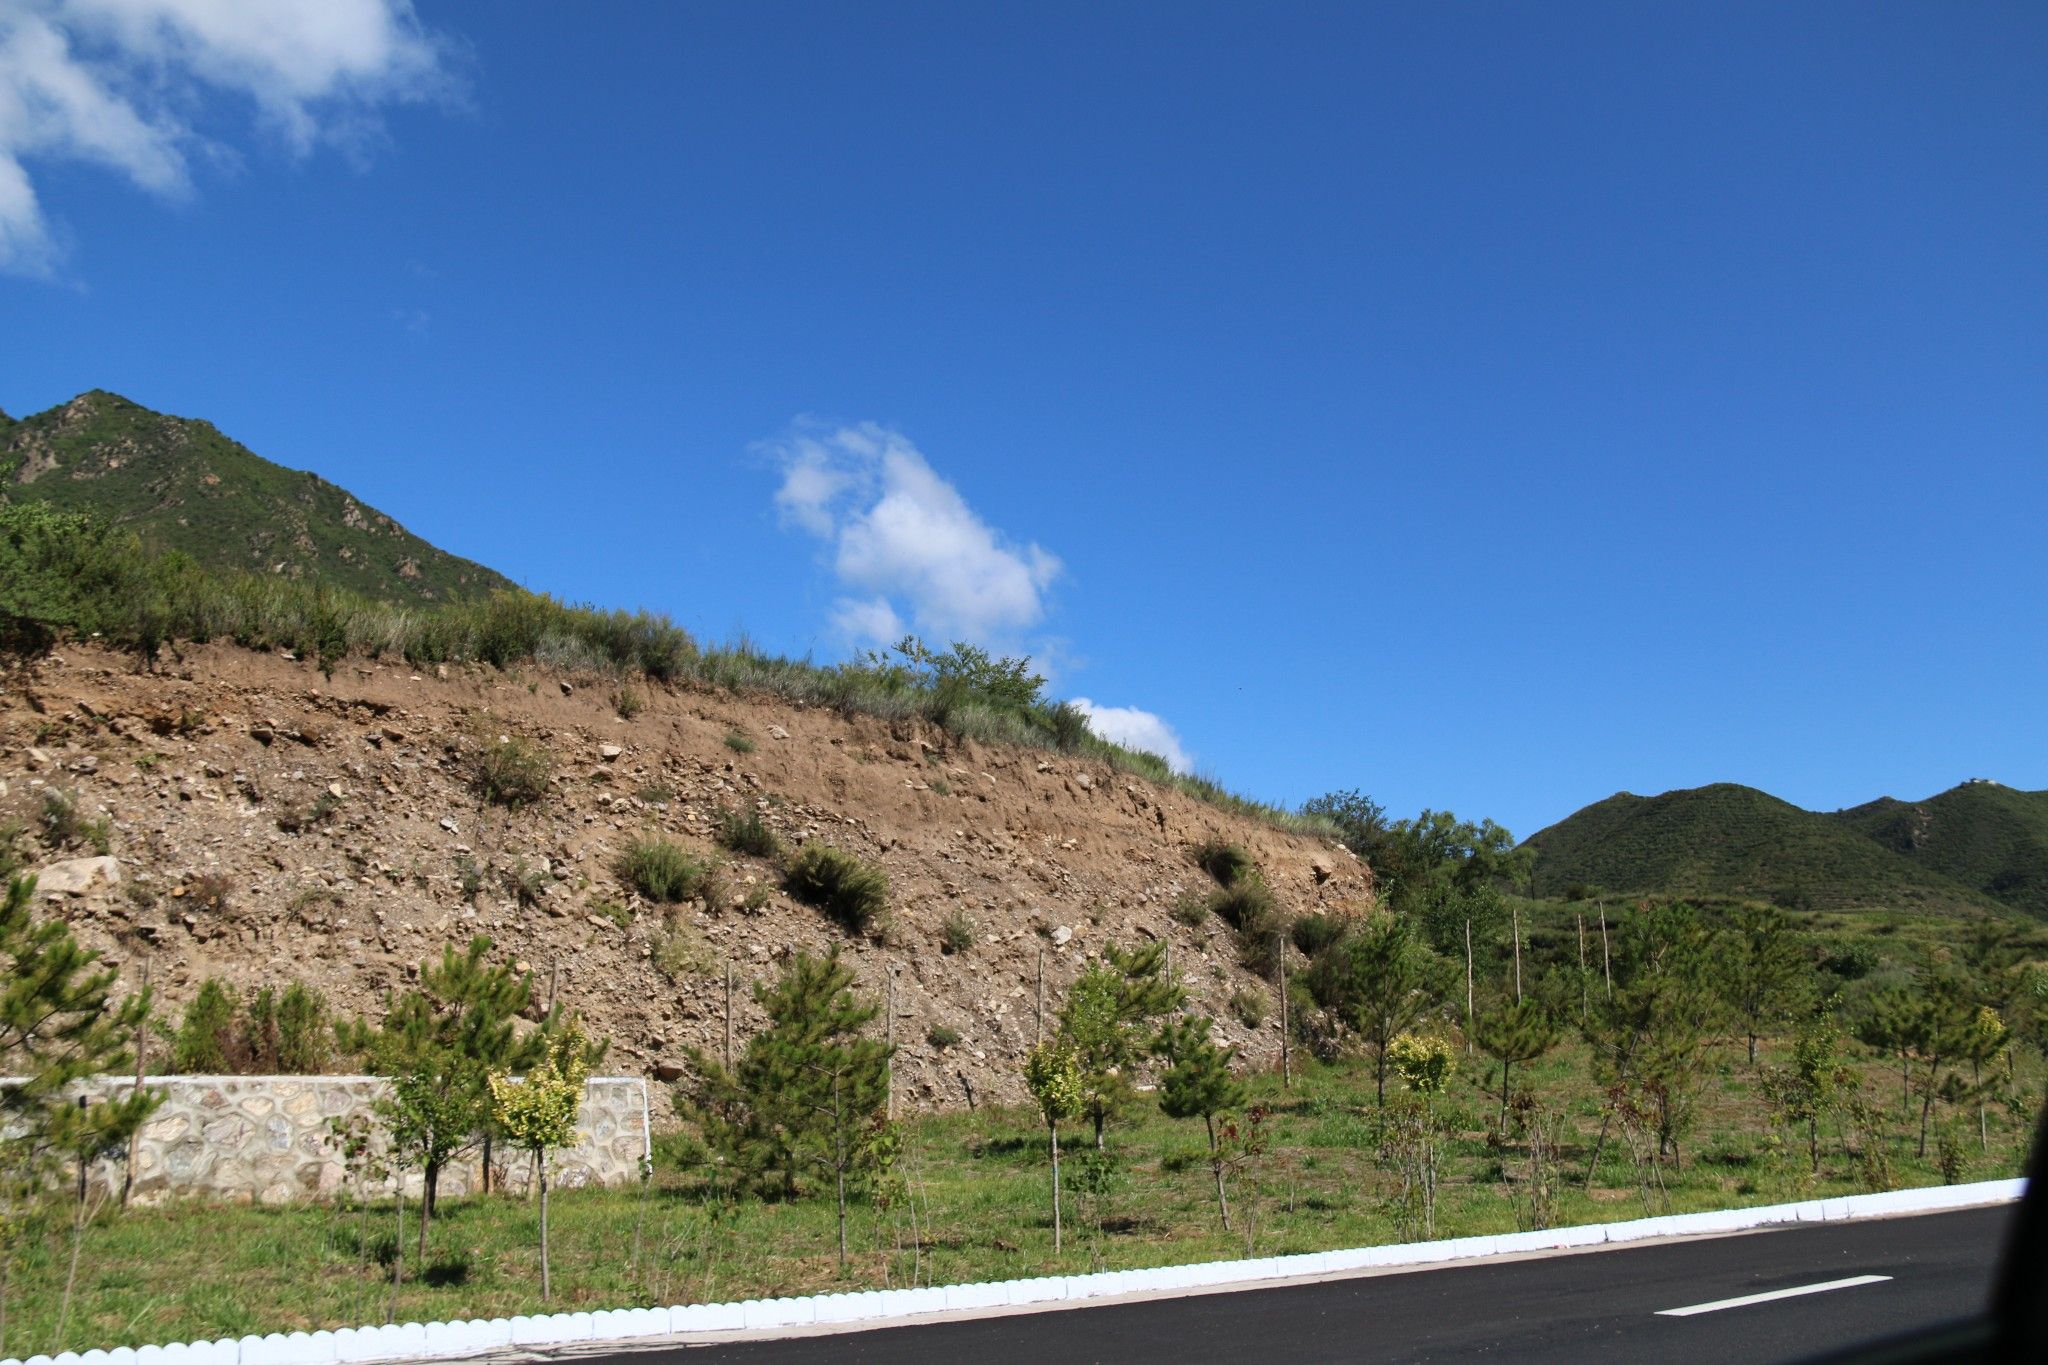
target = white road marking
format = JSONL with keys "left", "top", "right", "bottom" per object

{"left": 1656, "top": 1274, "right": 1893, "bottom": 1317}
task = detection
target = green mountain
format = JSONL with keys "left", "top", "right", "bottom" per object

{"left": 1, "top": 391, "right": 514, "bottom": 603}
{"left": 1522, "top": 781, "right": 2022, "bottom": 916}
{"left": 1831, "top": 781, "right": 2048, "bottom": 918}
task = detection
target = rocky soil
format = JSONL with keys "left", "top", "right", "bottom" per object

{"left": 0, "top": 644, "right": 1373, "bottom": 1114}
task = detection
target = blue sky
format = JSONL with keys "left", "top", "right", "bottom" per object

{"left": 3, "top": 1, "right": 2043, "bottom": 838}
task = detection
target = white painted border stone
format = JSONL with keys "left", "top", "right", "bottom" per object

{"left": 10, "top": 1177, "right": 2021, "bottom": 1365}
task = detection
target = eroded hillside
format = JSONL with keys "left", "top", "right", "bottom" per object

{"left": 0, "top": 644, "right": 1371, "bottom": 1113}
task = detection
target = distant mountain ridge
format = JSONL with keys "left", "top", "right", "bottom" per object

{"left": 1833, "top": 780, "right": 2048, "bottom": 918}
{"left": 1524, "top": 780, "right": 2048, "bottom": 918}
{"left": 0, "top": 391, "right": 514, "bottom": 603}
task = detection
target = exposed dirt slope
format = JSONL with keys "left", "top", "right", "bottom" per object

{"left": 1, "top": 644, "right": 1371, "bottom": 1113}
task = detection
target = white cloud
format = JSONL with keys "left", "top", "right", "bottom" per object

{"left": 1070, "top": 698, "right": 1194, "bottom": 775}
{"left": 830, "top": 595, "right": 904, "bottom": 645}
{"left": 766, "top": 423, "right": 1063, "bottom": 647}
{"left": 0, "top": 0, "right": 449, "bottom": 274}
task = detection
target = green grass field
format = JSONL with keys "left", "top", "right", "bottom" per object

{"left": 3, "top": 1033, "right": 2033, "bottom": 1359}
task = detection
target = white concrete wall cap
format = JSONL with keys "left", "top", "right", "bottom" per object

{"left": 739, "top": 1297, "right": 813, "bottom": 1329}
{"left": 670, "top": 1301, "right": 747, "bottom": 1333}
{"left": 941, "top": 1281, "right": 1009, "bottom": 1311}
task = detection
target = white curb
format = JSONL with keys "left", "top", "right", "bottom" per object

{"left": 8, "top": 1176, "right": 2021, "bottom": 1365}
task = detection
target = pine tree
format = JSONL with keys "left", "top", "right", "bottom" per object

{"left": 274, "top": 982, "right": 334, "bottom": 1074}
{"left": 1580, "top": 902, "right": 1718, "bottom": 1179}
{"left": 368, "top": 936, "right": 545, "bottom": 1255}
{"left": 0, "top": 876, "right": 159, "bottom": 1352}
{"left": 170, "top": 978, "right": 238, "bottom": 1073}
{"left": 1472, "top": 998, "right": 1561, "bottom": 1134}
{"left": 683, "top": 948, "right": 892, "bottom": 1260}
{"left": 1851, "top": 984, "right": 1918, "bottom": 1123}
{"left": 1154, "top": 1014, "right": 1246, "bottom": 1228}
{"left": 1761, "top": 998, "right": 1850, "bottom": 1172}
{"left": 1306, "top": 915, "right": 1438, "bottom": 1105}
{"left": 1903, "top": 971, "right": 1977, "bottom": 1159}
{"left": 1716, "top": 905, "right": 1810, "bottom": 1066}
{"left": 1056, "top": 940, "right": 1183, "bottom": 1151}
{"left": 1955, "top": 1005, "right": 2009, "bottom": 1155}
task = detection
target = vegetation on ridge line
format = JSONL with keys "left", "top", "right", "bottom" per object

{"left": 0, "top": 499, "right": 1335, "bottom": 838}
{"left": 1, "top": 390, "right": 513, "bottom": 604}
{"left": 1523, "top": 782, "right": 2043, "bottom": 919}
{"left": 1832, "top": 782, "right": 2048, "bottom": 919}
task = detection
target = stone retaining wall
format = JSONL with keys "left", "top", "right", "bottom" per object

{"left": 63, "top": 1075, "right": 649, "bottom": 1206}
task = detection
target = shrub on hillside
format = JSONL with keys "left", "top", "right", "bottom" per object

{"left": 1230, "top": 987, "right": 1268, "bottom": 1030}
{"left": 39, "top": 787, "right": 111, "bottom": 854}
{"left": 1208, "top": 872, "right": 1276, "bottom": 938}
{"left": 470, "top": 736, "right": 553, "bottom": 808}
{"left": 1046, "top": 701, "right": 1091, "bottom": 753}
{"left": 713, "top": 804, "right": 783, "bottom": 860}
{"left": 619, "top": 836, "right": 717, "bottom": 903}
{"left": 939, "top": 910, "right": 975, "bottom": 954}
{"left": 1194, "top": 838, "right": 1255, "bottom": 887}
{"left": 784, "top": 842, "right": 889, "bottom": 935}
{"left": 186, "top": 871, "right": 232, "bottom": 914}
{"left": 1290, "top": 912, "right": 1345, "bottom": 957}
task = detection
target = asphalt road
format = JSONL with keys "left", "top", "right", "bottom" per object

{"left": 602, "top": 1204, "right": 2012, "bottom": 1365}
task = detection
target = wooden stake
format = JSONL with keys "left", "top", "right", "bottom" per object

{"left": 1035, "top": 947, "right": 1045, "bottom": 1045}
{"left": 1464, "top": 919, "right": 1474, "bottom": 1050}
{"left": 1599, "top": 909, "right": 1612, "bottom": 999}
{"left": 885, "top": 974, "right": 896, "bottom": 1121}
{"left": 723, "top": 961, "right": 734, "bottom": 1071}
{"left": 1512, "top": 905, "right": 1523, "bottom": 1003}
{"left": 1276, "top": 931, "right": 1291, "bottom": 1090}
{"left": 75, "top": 1094, "right": 89, "bottom": 1205}
{"left": 1576, "top": 913, "right": 1588, "bottom": 1017}
{"left": 121, "top": 958, "right": 150, "bottom": 1209}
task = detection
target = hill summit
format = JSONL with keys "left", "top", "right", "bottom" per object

{"left": 1525, "top": 780, "right": 2048, "bottom": 918}
{"left": 1, "top": 391, "right": 513, "bottom": 603}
